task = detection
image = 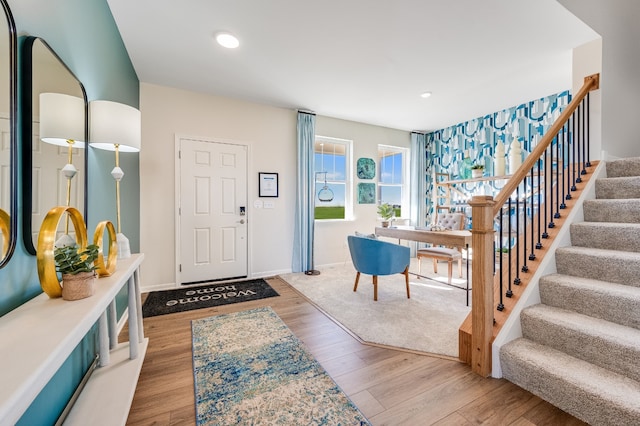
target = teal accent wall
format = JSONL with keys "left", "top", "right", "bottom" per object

{"left": 2, "top": 0, "right": 139, "bottom": 423}
{"left": 424, "top": 91, "right": 571, "bottom": 224}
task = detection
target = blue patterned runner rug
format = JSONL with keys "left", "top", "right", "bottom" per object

{"left": 191, "top": 306, "right": 371, "bottom": 425}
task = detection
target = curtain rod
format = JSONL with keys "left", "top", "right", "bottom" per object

{"left": 297, "top": 109, "right": 316, "bottom": 115}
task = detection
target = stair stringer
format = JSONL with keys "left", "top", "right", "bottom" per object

{"left": 490, "top": 158, "right": 606, "bottom": 378}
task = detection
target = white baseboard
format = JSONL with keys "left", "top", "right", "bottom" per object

{"left": 140, "top": 282, "right": 177, "bottom": 294}
{"left": 140, "top": 271, "right": 295, "bottom": 295}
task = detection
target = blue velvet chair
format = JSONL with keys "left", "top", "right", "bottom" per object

{"left": 347, "top": 235, "right": 411, "bottom": 301}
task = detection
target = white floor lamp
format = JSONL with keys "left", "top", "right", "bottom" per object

{"left": 39, "top": 93, "right": 86, "bottom": 248}
{"left": 89, "top": 100, "right": 141, "bottom": 259}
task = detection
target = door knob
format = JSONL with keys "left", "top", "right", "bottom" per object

{"left": 237, "top": 219, "right": 245, "bottom": 224}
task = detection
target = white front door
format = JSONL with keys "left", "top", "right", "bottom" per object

{"left": 178, "top": 138, "right": 248, "bottom": 284}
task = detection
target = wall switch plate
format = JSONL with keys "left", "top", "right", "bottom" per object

{"left": 254, "top": 200, "right": 263, "bottom": 208}
{"left": 264, "top": 200, "right": 275, "bottom": 209}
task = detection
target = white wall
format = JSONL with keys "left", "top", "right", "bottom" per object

{"left": 560, "top": 0, "right": 640, "bottom": 158}
{"left": 139, "top": 83, "right": 411, "bottom": 289}
{"left": 314, "top": 116, "right": 411, "bottom": 267}
{"left": 139, "top": 83, "right": 297, "bottom": 289}
{"left": 572, "top": 38, "right": 603, "bottom": 160}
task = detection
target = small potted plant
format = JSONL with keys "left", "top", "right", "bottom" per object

{"left": 54, "top": 244, "right": 100, "bottom": 301}
{"left": 471, "top": 163, "right": 485, "bottom": 178}
{"left": 377, "top": 203, "right": 395, "bottom": 227}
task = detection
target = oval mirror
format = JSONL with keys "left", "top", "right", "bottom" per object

{"left": 22, "top": 37, "right": 87, "bottom": 255}
{"left": 0, "top": 0, "right": 16, "bottom": 267}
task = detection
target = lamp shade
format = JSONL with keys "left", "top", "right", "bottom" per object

{"left": 39, "top": 93, "right": 86, "bottom": 148}
{"left": 89, "top": 100, "right": 141, "bottom": 152}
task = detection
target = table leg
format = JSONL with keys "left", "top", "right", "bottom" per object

{"left": 98, "top": 311, "right": 110, "bottom": 367}
{"left": 134, "top": 268, "right": 144, "bottom": 342}
{"left": 108, "top": 300, "right": 117, "bottom": 349}
{"left": 127, "top": 276, "right": 139, "bottom": 359}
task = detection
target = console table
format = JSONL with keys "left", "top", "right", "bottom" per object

{"left": 0, "top": 253, "right": 146, "bottom": 425}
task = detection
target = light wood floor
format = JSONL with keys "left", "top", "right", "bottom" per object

{"left": 125, "top": 277, "right": 586, "bottom": 426}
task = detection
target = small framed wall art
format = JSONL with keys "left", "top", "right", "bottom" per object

{"left": 259, "top": 172, "right": 279, "bottom": 197}
{"left": 357, "top": 182, "right": 376, "bottom": 204}
{"left": 357, "top": 157, "right": 375, "bottom": 179}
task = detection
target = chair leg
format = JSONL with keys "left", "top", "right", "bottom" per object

{"left": 433, "top": 258, "right": 438, "bottom": 273}
{"left": 372, "top": 276, "right": 378, "bottom": 301}
{"left": 417, "top": 256, "right": 422, "bottom": 278}
{"left": 447, "top": 260, "right": 453, "bottom": 284}
{"left": 353, "top": 272, "right": 360, "bottom": 292}
{"left": 458, "top": 257, "right": 463, "bottom": 278}
{"left": 404, "top": 267, "right": 410, "bottom": 299}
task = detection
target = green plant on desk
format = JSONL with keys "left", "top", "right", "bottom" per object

{"left": 377, "top": 203, "right": 394, "bottom": 227}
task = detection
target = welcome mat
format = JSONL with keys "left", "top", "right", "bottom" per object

{"left": 191, "top": 307, "right": 370, "bottom": 425}
{"left": 142, "top": 279, "right": 279, "bottom": 317}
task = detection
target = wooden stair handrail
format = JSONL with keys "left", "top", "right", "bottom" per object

{"left": 492, "top": 73, "right": 600, "bottom": 216}
{"left": 467, "top": 73, "right": 600, "bottom": 377}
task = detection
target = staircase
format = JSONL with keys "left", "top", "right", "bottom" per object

{"left": 500, "top": 157, "right": 640, "bottom": 425}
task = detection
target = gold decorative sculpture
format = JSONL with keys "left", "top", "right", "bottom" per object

{"left": 37, "top": 206, "right": 87, "bottom": 298}
{"left": 37, "top": 206, "right": 118, "bottom": 298}
{"left": 93, "top": 220, "right": 117, "bottom": 277}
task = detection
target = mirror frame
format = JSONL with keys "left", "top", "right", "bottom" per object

{"left": 21, "top": 36, "right": 88, "bottom": 255}
{"left": 0, "top": 0, "right": 17, "bottom": 268}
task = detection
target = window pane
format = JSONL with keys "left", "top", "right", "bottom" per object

{"left": 378, "top": 145, "right": 406, "bottom": 219}
{"left": 380, "top": 152, "right": 403, "bottom": 184}
{"left": 379, "top": 185, "right": 402, "bottom": 217}
{"left": 314, "top": 182, "right": 345, "bottom": 219}
{"left": 314, "top": 139, "right": 347, "bottom": 220}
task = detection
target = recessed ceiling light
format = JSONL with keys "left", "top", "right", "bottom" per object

{"left": 420, "top": 91, "right": 432, "bottom": 99}
{"left": 215, "top": 32, "right": 240, "bottom": 49}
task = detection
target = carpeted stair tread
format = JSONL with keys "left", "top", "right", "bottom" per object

{"left": 583, "top": 198, "right": 640, "bottom": 223}
{"left": 521, "top": 304, "right": 640, "bottom": 382}
{"left": 595, "top": 176, "right": 640, "bottom": 199}
{"left": 501, "top": 338, "right": 640, "bottom": 426}
{"left": 571, "top": 222, "right": 640, "bottom": 252}
{"left": 540, "top": 273, "right": 640, "bottom": 330}
{"left": 556, "top": 246, "right": 640, "bottom": 287}
{"left": 606, "top": 157, "right": 640, "bottom": 178}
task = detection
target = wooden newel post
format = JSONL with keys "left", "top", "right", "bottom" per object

{"left": 469, "top": 195, "right": 495, "bottom": 376}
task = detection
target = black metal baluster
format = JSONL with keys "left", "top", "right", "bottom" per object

{"left": 522, "top": 180, "right": 529, "bottom": 273}
{"left": 586, "top": 94, "right": 591, "bottom": 167}
{"left": 506, "top": 197, "right": 513, "bottom": 298}
{"left": 571, "top": 111, "right": 577, "bottom": 192}
{"left": 563, "top": 117, "right": 571, "bottom": 203}
{"left": 493, "top": 241, "right": 496, "bottom": 276}
{"left": 497, "top": 207, "right": 504, "bottom": 311}
{"left": 558, "top": 118, "right": 571, "bottom": 210}
{"left": 529, "top": 167, "right": 536, "bottom": 261}
{"left": 536, "top": 157, "right": 543, "bottom": 249}
{"left": 576, "top": 103, "right": 583, "bottom": 183}
{"left": 554, "top": 128, "right": 562, "bottom": 218}
{"left": 514, "top": 186, "right": 521, "bottom": 285}
{"left": 542, "top": 146, "right": 550, "bottom": 239}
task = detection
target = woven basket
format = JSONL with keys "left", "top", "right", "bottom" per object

{"left": 61, "top": 271, "right": 97, "bottom": 301}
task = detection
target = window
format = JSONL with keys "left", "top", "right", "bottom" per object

{"left": 378, "top": 145, "right": 408, "bottom": 218}
{"left": 314, "top": 136, "right": 351, "bottom": 220}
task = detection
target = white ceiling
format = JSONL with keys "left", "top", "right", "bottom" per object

{"left": 106, "top": 0, "right": 599, "bottom": 132}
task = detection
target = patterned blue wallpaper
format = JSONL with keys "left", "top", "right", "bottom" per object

{"left": 424, "top": 90, "right": 571, "bottom": 224}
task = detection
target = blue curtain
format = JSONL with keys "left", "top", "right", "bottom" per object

{"left": 410, "top": 132, "right": 427, "bottom": 228}
{"left": 293, "top": 111, "right": 316, "bottom": 272}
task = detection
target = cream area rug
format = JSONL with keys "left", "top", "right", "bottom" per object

{"left": 279, "top": 259, "right": 471, "bottom": 358}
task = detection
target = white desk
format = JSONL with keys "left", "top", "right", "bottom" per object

{"left": 375, "top": 226, "right": 472, "bottom": 305}
{"left": 0, "top": 253, "right": 145, "bottom": 425}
